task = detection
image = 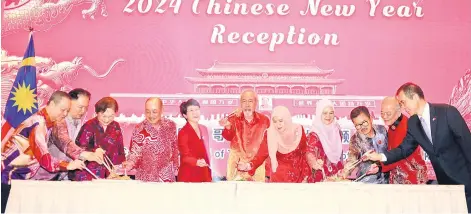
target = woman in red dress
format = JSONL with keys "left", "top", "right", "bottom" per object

{"left": 307, "top": 99, "right": 345, "bottom": 182}
{"left": 177, "top": 99, "right": 212, "bottom": 182}
{"left": 238, "top": 106, "right": 310, "bottom": 183}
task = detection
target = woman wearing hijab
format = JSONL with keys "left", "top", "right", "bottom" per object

{"left": 307, "top": 99, "right": 345, "bottom": 182}
{"left": 237, "top": 106, "right": 310, "bottom": 183}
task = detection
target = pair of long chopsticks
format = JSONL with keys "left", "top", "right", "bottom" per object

{"left": 351, "top": 159, "right": 362, "bottom": 168}
{"left": 99, "top": 147, "right": 115, "bottom": 172}
{"left": 354, "top": 173, "right": 368, "bottom": 182}
{"left": 102, "top": 160, "right": 112, "bottom": 172}
{"left": 83, "top": 166, "right": 99, "bottom": 179}
{"left": 344, "top": 159, "right": 362, "bottom": 173}
{"left": 320, "top": 168, "right": 327, "bottom": 181}
{"left": 102, "top": 156, "right": 114, "bottom": 173}
{"left": 225, "top": 109, "right": 238, "bottom": 118}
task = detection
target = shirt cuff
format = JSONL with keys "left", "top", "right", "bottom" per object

{"left": 59, "top": 161, "right": 69, "bottom": 171}
{"left": 380, "top": 154, "right": 387, "bottom": 162}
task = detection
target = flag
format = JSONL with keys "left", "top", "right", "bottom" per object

{"left": 1, "top": 33, "right": 38, "bottom": 143}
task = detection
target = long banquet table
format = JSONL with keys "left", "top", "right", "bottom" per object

{"left": 5, "top": 180, "right": 468, "bottom": 214}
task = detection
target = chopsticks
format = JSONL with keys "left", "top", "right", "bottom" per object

{"left": 320, "top": 168, "right": 327, "bottom": 181}
{"left": 102, "top": 159, "right": 113, "bottom": 172}
{"left": 104, "top": 154, "right": 114, "bottom": 169}
{"left": 354, "top": 173, "right": 368, "bottom": 182}
{"left": 226, "top": 109, "right": 238, "bottom": 118}
{"left": 98, "top": 147, "right": 116, "bottom": 173}
{"left": 83, "top": 166, "right": 99, "bottom": 179}
{"left": 350, "top": 159, "right": 362, "bottom": 168}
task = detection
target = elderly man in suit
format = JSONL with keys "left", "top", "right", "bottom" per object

{"left": 365, "top": 82, "right": 471, "bottom": 212}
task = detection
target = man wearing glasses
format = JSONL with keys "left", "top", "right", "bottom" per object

{"left": 364, "top": 82, "right": 471, "bottom": 212}
{"left": 343, "top": 106, "right": 389, "bottom": 183}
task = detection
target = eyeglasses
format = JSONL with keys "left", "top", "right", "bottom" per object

{"left": 354, "top": 120, "right": 369, "bottom": 130}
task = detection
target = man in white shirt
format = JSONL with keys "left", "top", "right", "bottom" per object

{"left": 364, "top": 82, "right": 471, "bottom": 212}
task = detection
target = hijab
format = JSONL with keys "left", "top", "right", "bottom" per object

{"left": 267, "top": 106, "right": 302, "bottom": 172}
{"left": 311, "top": 99, "right": 342, "bottom": 163}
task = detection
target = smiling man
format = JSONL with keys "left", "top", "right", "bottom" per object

{"left": 344, "top": 106, "right": 389, "bottom": 184}
{"left": 380, "top": 96, "right": 427, "bottom": 184}
{"left": 1, "top": 91, "right": 85, "bottom": 212}
{"left": 123, "top": 97, "right": 178, "bottom": 182}
{"left": 219, "top": 90, "right": 270, "bottom": 181}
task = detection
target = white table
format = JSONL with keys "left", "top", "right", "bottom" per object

{"left": 5, "top": 180, "right": 468, "bottom": 214}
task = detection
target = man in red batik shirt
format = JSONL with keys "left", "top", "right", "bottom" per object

{"left": 380, "top": 97, "right": 428, "bottom": 184}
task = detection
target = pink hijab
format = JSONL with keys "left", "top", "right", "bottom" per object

{"left": 311, "top": 99, "right": 342, "bottom": 163}
{"left": 267, "top": 106, "right": 302, "bottom": 172}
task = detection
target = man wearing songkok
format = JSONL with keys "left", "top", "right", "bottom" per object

{"left": 123, "top": 98, "right": 179, "bottom": 182}
{"left": 219, "top": 90, "right": 270, "bottom": 181}
{"left": 380, "top": 97, "right": 427, "bottom": 184}
{"left": 1, "top": 91, "right": 85, "bottom": 212}
{"left": 32, "top": 88, "right": 104, "bottom": 181}
{"left": 344, "top": 106, "right": 389, "bottom": 184}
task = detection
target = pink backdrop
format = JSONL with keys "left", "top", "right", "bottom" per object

{"left": 2, "top": 0, "right": 470, "bottom": 180}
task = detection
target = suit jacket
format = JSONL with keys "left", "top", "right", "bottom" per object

{"left": 384, "top": 103, "right": 471, "bottom": 187}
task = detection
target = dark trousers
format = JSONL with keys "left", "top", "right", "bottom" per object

{"left": 466, "top": 188, "right": 470, "bottom": 214}
{"left": 1, "top": 183, "right": 11, "bottom": 214}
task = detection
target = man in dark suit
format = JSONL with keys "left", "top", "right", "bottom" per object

{"left": 364, "top": 82, "right": 471, "bottom": 212}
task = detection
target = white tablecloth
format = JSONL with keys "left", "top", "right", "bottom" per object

{"left": 5, "top": 180, "right": 468, "bottom": 214}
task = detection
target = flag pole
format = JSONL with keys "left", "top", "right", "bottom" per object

{"left": 28, "top": 26, "right": 34, "bottom": 39}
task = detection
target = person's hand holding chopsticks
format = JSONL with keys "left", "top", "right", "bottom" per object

{"left": 94, "top": 147, "right": 106, "bottom": 165}
{"left": 236, "top": 162, "right": 252, "bottom": 171}
{"left": 361, "top": 150, "right": 382, "bottom": 162}
{"left": 67, "top": 159, "right": 86, "bottom": 170}
{"left": 79, "top": 151, "right": 104, "bottom": 165}
{"left": 365, "top": 163, "right": 379, "bottom": 175}
{"left": 122, "top": 160, "right": 134, "bottom": 171}
{"left": 311, "top": 159, "right": 324, "bottom": 170}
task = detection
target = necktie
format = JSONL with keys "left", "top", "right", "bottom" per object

{"left": 420, "top": 117, "right": 433, "bottom": 144}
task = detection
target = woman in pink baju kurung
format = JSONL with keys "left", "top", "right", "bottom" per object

{"left": 239, "top": 106, "right": 311, "bottom": 183}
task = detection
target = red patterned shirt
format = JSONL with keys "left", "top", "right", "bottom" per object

{"left": 381, "top": 115, "right": 428, "bottom": 184}
{"left": 128, "top": 119, "right": 178, "bottom": 182}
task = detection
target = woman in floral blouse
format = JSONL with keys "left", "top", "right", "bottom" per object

{"left": 306, "top": 99, "right": 344, "bottom": 182}
{"left": 70, "top": 97, "right": 125, "bottom": 181}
